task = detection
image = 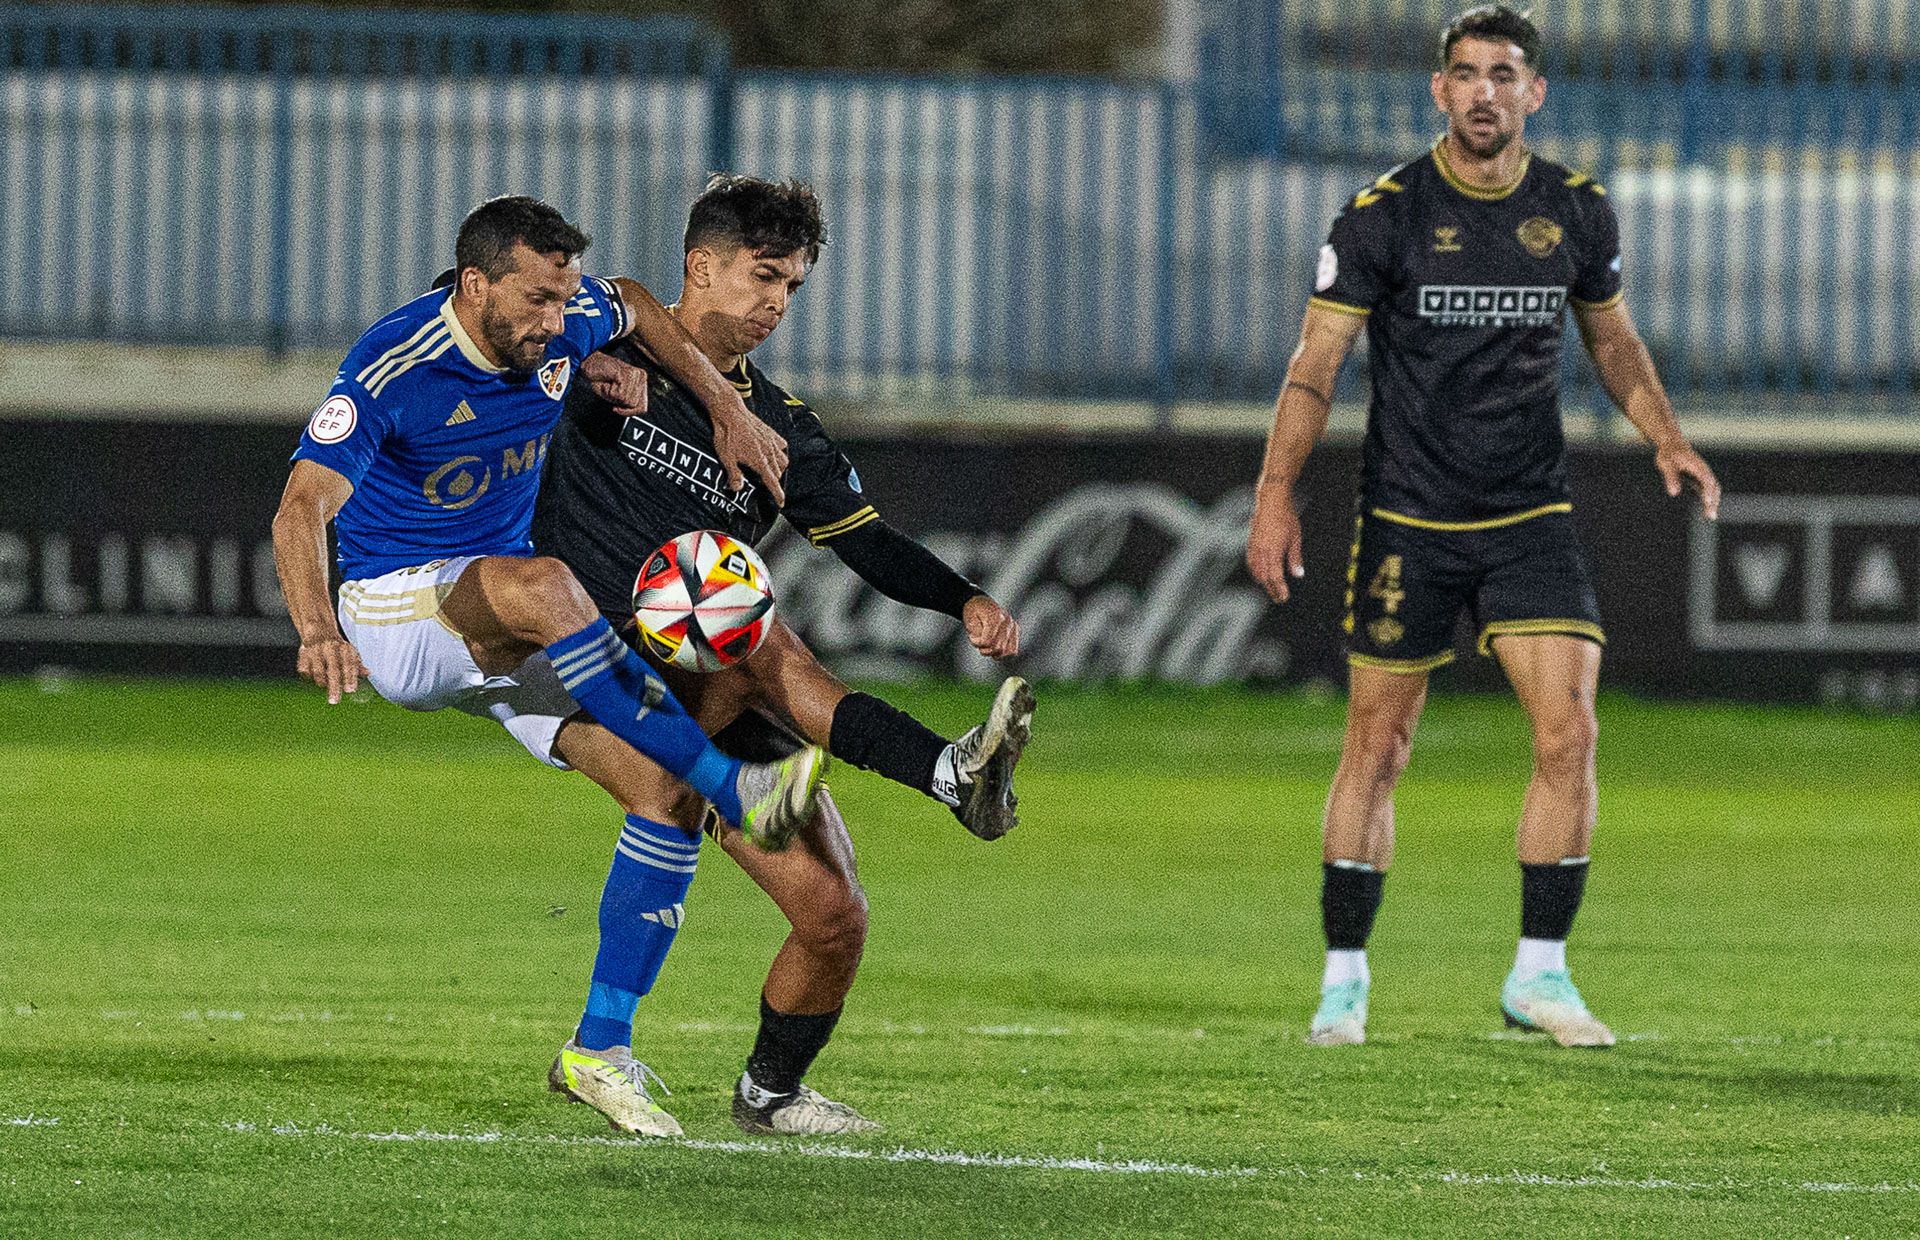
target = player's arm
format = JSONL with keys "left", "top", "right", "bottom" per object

{"left": 826, "top": 522, "right": 1018, "bottom": 658}
{"left": 606, "top": 276, "right": 789, "bottom": 506}
{"left": 1247, "top": 304, "right": 1367, "bottom": 603}
{"left": 1572, "top": 299, "right": 1721, "bottom": 520}
{"left": 270, "top": 459, "right": 368, "bottom": 704}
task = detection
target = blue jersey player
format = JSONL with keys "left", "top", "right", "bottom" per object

{"left": 271, "top": 196, "right": 828, "bottom": 1133}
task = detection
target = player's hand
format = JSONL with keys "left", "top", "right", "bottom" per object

{"left": 963, "top": 595, "right": 1020, "bottom": 659}
{"left": 710, "top": 391, "right": 789, "bottom": 507}
{"left": 296, "top": 633, "right": 370, "bottom": 705}
{"left": 1655, "top": 439, "right": 1721, "bottom": 521}
{"left": 1247, "top": 483, "right": 1307, "bottom": 604}
{"left": 581, "top": 351, "right": 648, "bottom": 416}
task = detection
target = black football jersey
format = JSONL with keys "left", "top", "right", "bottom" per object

{"left": 532, "top": 341, "right": 873, "bottom": 617}
{"left": 1311, "top": 141, "right": 1622, "bottom": 523}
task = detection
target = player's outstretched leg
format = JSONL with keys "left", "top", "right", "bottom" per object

{"left": 549, "top": 814, "right": 701, "bottom": 1136}
{"left": 443, "top": 556, "right": 825, "bottom": 847}
{"left": 829, "top": 676, "right": 1035, "bottom": 840}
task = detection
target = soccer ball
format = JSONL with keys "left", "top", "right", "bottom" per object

{"left": 632, "top": 530, "right": 776, "bottom": 672}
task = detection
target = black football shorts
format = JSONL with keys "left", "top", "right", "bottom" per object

{"left": 1342, "top": 503, "right": 1604, "bottom": 672}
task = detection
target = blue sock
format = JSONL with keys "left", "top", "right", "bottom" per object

{"left": 546, "top": 619, "right": 745, "bottom": 823}
{"left": 576, "top": 815, "right": 701, "bottom": 1051}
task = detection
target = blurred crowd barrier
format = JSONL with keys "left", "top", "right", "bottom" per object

{"left": 4, "top": 4, "right": 1919, "bottom": 416}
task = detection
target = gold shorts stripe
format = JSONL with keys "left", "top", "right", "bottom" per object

{"left": 1571, "top": 291, "right": 1625, "bottom": 311}
{"left": 807, "top": 505, "right": 879, "bottom": 545}
{"left": 1368, "top": 502, "right": 1573, "bottom": 532}
{"left": 339, "top": 582, "right": 448, "bottom": 627}
{"left": 1476, "top": 620, "right": 1607, "bottom": 656}
{"left": 1349, "top": 651, "right": 1456, "bottom": 674}
{"left": 1308, "top": 296, "right": 1370, "bottom": 318}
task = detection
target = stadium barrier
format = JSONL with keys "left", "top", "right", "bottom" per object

{"left": 2, "top": 417, "right": 1915, "bottom": 712}
{"left": 3, "top": 6, "right": 1919, "bottom": 411}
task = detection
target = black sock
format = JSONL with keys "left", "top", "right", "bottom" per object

{"left": 744, "top": 995, "right": 842, "bottom": 1098}
{"left": 829, "top": 692, "right": 948, "bottom": 798}
{"left": 1520, "top": 859, "right": 1589, "bottom": 941}
{"left": 1322, "top": 862, "right": 1386, "bottom": 950}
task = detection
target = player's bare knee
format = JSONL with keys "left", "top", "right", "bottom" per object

{"left": 1344, "top": 712, "right": 1417, "bottom": 789}
{"left": 1531, "top": 709, "right": 1598, "bottom": 785}
{"left": 794, "top": 883, "right": 869, "bottom": 964}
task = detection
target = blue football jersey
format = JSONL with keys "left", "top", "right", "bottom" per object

{"left": 293, "top": 275, "right": 630, "bottom": 580}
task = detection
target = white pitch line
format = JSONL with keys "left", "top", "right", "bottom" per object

{"left": 219, "top": 1121, "right": 1250, "bottom": 1178}
{"left": 208, "top": 1122, "right": 1920, "bottom": 1196}
{"left": 4, "top": 1115, "right": 61, "bottom": 1128}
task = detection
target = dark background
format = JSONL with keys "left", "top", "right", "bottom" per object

{"left": 4, "top": 418, "right": 1915, "bottom": 709}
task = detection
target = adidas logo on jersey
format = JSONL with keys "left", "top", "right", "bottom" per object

{"left": 444, "top": 400, "right": 477, "bottom": 427}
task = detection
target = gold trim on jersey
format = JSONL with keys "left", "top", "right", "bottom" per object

{"left": 807, "top": 505, "right": 879, "bottom": 546}
{"left": 1477, "top": 619, "right": 1606, "bottom": 655}
{"left": 1352, "top": 173, "right": 1407, "bottom": 209}
{"left": 356, "top": 315, "right": 446, "bottom": 391}
{"left": 1368, "top": 501, "right": 1572, "bottom": 532}
{"left": 440, "top": 295, "right": 505, "bottom": 374}
{"left": 1570, "top": 290, "right": 1625, "bottom": 311}
{"left": 726, "top": 360, "right": 753, "bottom": 397}
{"left": 1433, "top": 139, "right": 1531, "bottom": 202}
{"left": 1563, "top": 171, "right": 1608, "bottom": 196}
{"left": 1308, "top": 296, "right": 1370, "bottom": 318}
{"left": 1350, "top": 651, "right": 1456, "bottom": 674}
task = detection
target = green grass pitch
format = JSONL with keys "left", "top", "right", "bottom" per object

{"left": 2, "top": 676, "right": 1916, "bottom": 1237}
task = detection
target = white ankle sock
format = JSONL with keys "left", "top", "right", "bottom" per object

{"left": 1322, "top": 949, "right": 1369, "bottom": 988}
{"left": 1513, "top": 937, "right": 1567, "bottom": 978}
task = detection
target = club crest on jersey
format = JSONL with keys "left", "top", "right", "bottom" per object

{"left": 1516, "top": 217, "right": 1564, "bottom": 259}
{"left": 538, "top": 356, "right": 571, "bottom": 401}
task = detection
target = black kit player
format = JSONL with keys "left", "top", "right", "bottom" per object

{"left": 525, "top": 175, "right": 1033, "bottom": 1136}
{"left": 1245, "top": 6, "right": 1721, "bottom": 1048}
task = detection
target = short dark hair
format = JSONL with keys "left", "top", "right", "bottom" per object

{"left": 1439, "top": 5, "right": 1541, "bottom": 70}
{"left": 454, "top": 195, "right": 591, "bottom": 281}
{"left": 684, "top": 175, "right": 826, "bottom": 265}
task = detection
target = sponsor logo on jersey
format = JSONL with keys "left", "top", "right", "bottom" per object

{"left": 1315, "top": 244, "right": 1338, "bottom": 292}
{"left": 619, "top": 419, "right": 755, "bottom": 514}
{"left": 1434, "top": 225, "right": 1463, "bottom": 253}
{"left": 421, "top": 455, "right": 491, "bottom": 511}
{"left": 1516, "top": 216, "right": 1564, "bottom": 259}
{"left": 444, "top": 400, "right": 477, "bottom": 427}
{"left": 538, "top": 356, "right": 571, "bottom": 401}
{"left": 1417, "top": 285, "right": 1565, "bottom": 328}
{"left": 307, "top": 394, "right": 358, "bottom": 444}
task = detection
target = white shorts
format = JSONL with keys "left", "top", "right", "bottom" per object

{"left": 337, "top": 556, "right": 580, "bottom": 768}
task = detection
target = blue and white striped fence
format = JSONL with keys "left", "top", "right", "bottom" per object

{"left": 3, "top": 4, "right": 1918, "bottom": 413}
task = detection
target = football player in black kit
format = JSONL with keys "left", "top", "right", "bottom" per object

{"left": 1246, "top": 6, "right": 1721, "bottom": 1049}
{"left": 526, "top": 175, "right": 1032, "bottom": 1136}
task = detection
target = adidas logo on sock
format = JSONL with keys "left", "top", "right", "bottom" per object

{"left": 640, "top": 902, "right": 686, "bottom": 929}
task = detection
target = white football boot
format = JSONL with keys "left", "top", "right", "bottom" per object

{"left": 548, "top": 1040, "right": 684, "bottom": 1136}
{"left": 1500, "top": 969, "right": 1616, "bottom": 1048}
{"left": 951, "top": 676, "right": 1036, "bottom": 841}
{"left": 731, "top": 1075, "right": 882, "bottom": 1136}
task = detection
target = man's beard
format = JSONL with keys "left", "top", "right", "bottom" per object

{"left": 480, "top": 301, "right": 548, "bottom": 372}
{"left": 1455, "top": 119, "right": 1516, "bottom": 160}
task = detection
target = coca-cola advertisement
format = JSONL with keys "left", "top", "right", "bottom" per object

{"left": 0, "top": 419, "right": 1914, "bottom": 710}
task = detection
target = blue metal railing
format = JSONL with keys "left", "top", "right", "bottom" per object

{"left": 2, "top": 3, "right": 1918, "bottom": 415}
